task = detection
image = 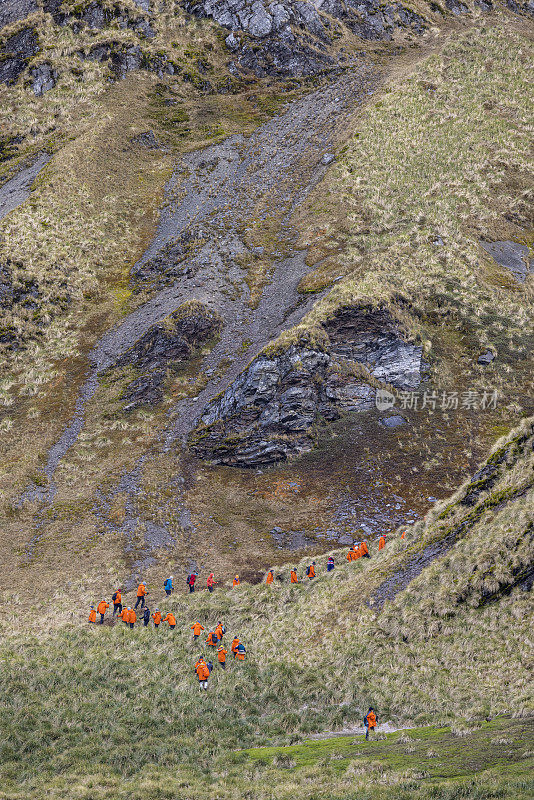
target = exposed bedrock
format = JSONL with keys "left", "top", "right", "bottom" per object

{"left": 104, "top": 301, "right": 223, "bottom": 411}
{"left": 183, "top": 0, "right": 428, "bottom": 76}
{"left": 188, "top": 305, "right": 424, "bottom": 466}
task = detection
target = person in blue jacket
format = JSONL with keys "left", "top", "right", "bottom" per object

{"left": 164, "top": 575, "right": 174, "bottom": 596}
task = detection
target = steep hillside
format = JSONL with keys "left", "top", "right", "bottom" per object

{"left": 0, "top": 5, "right": 532, "bottom": 615}
{"left": 0, "top": 418, "right": 532, "bottom": 799}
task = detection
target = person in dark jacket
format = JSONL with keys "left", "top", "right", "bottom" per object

{"left": 143, "top": 607, "right": 150, "bottom": 627}
{"left": 327, "top": 555, "right": 335, "bottom": 572}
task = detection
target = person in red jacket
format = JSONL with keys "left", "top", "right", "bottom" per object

{"left": 97, "top": 600, "right": 109, "bottom": 624}
{"left": 207, "top": 573, "right": 214, "bottom": 592}
{"left": 187, "top": 572, "right": 197, "bottom": 593}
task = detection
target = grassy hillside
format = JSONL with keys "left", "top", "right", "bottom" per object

{"left": 0, "top": 418, "right": 532, "bottom": 799}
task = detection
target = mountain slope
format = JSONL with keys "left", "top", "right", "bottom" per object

{"left": 0, "top": 418, "right": 532, "bottom": 799}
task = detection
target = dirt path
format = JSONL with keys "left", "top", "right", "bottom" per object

{"left": 307, "top": 722, "right": 415, "bottom": 739}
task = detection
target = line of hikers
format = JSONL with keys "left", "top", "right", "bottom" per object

{"left": 89, "top": 533, "right": 394, "bottom": 623}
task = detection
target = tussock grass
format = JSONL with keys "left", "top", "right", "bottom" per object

{"left": 0, "top": 419, "right": 532, "bottom": 798}
{"left": 289, "top": 19, "right": 533, "bottom": 411}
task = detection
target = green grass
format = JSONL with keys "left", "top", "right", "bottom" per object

{"left": 0, "top": 420, "right": 532, "bottom": 798}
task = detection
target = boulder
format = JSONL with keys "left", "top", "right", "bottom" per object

{"left": 30, "top": 63, "right": 56, "bottom": 96}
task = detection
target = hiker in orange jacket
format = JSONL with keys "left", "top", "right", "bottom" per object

{"left": 217, "top": 645, "right": 227, "bottom": 668}
{"left": 353, "top": 543, "right": 362, "bottom": 559}
{"left": 163, "top": 612, "right": 176, "bottom": 629}
{"left": 206, "top": 630, "right": 218, "bottom": 647}
{"left": 364, "top": 707, "right": 378, "bottom": 739}
{"left": 118, "top": 607, "right": 129, "bottom": 623}
{"left": 215, "top": 622, "right": 225, "bottom": 640}
{"left": 112, "top": 590, "right": 122, "bottom": 616}
{"left": 195, "top": 657, "right": 210, "bottom": 690}
{"left": 306, "top": 562, "right": 316, "bottom": 579}
{"left": 233, "top": 575, "right": 240, "bottom": 587}
{"left": 88, "top": 606, "right": 96, "bottom": 624}
{"left": 378, "top": 536, "right": 385, "bottom": 551}
{"left": 401, "top": 531, "right": 406, "bottom": 540}
{"left": 360, "top": 540, "right": 370, "bottom": 558}
{"left": 128, "top": 608, "right": 137, "bottom": 629}
{"left": 290, "top": 568, "right": 298, "bottom": 583}
{"left": 207, "top": 573, "right": 215, "bottom": 592}
{"left": 97, "top": 600, "right": 109, "bottom": 624}
{"left": 134, "top": 582, "right": 148, "bottom": 609}
{"left": 191, "top": 621, "right": 204, "bottom": 639}
{"left": 152, "top": 609, "right": 162, "bottom": 628}
{"left": 231, "top": 636, "right": 240, "bottom": 656}
{"left": 266, "top": 570, "right": 274, "bottom": 585}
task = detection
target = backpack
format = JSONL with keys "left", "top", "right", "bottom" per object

{"left": 112, "top": 592, "right": 118, "bottom": 602}
{"left": 186, "top": 574, "right": 191, "bottom": 585}
{"left": 305, "top": 566, "right": 310, "bottom": 576}
{"left": 237, "top": 643, "right": 246, "bottom": 653}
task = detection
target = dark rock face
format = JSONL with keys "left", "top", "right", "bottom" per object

{"left": 0, "top": 27, "right": 39, "bottom": 85}
{"left": 30, "top": 62, "right": 57, "bottom": 96}
{"left": 0, "top": 0, "right": 37, "bottom": 29}
{"left": 324, "top": 306, "right": 423, "bottom": 389}
{"left": 190, "top": 306, "right": 423, "bottom": 467}
{"left": 110, "top": 302, "right": 223, "bottom": 410}
{"left": 182, "top": 0, "right": 427, "bottom": 76}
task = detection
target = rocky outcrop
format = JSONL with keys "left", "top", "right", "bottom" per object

{"left": 183, "top": 0, "right": 428, "bottom": 76}
{"left": 0, "top": 0, "right": 37, "bottom": 29}
{"left": 190, "top": 305, "right": 424, "bottom": 466}
{"left": 108, "top": 301, "right": 223, "bottom": 411}
{"left": 0, "top": 27, "right": 39, "bottom": 85}
{"left": 30, "top": 63, "right": 57, "bottom": 96}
